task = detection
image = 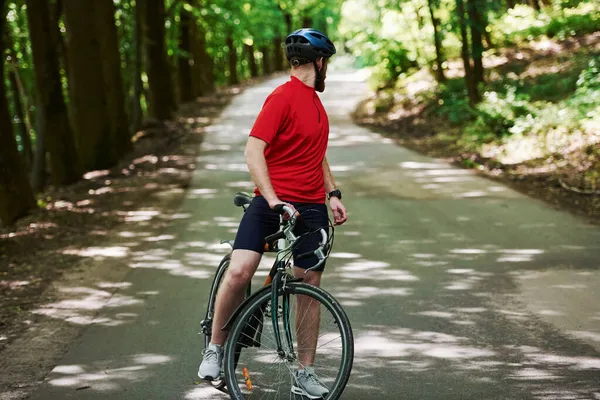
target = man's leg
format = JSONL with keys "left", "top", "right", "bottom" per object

{"left": 211, "top": 249, "right": 262, "bottom": 345}
{"left": 199, "top": 249, "right": 261, "bottom": 380}
{"left": 293, "top": 267, "right": 322, "bottom": 367}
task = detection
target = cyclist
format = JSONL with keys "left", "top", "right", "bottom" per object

{"left": 198, "top": 28, "right": 347, "bottom": 399}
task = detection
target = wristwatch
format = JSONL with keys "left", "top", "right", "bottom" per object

{"left": 327, "top": 189, "right": 342, "bottom": 200}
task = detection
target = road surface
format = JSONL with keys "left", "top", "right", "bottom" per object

{"left": 28, "top": 69, "right": 600, "bottom": 400}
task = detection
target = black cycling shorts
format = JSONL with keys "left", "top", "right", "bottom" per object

{"left": 233, "top": 196, "right": 329, "bottom": 271}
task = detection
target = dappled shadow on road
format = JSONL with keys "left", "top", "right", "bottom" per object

{"left": 20, "top": 70, "right": 600, "bottom": 399}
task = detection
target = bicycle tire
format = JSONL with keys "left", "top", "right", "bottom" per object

{"left": 223, "top": 282, "right": 354, "bottom": 400}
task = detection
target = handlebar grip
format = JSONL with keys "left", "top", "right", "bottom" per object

{"left": 265, "top": 230, "right": 285, "bottom": 243}
{"left": 272, "top": 204, "right": 286, "bottom": 214}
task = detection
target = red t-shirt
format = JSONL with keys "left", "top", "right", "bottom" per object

{"left": 249, "top": 76, "right": 329, "bottom": 203}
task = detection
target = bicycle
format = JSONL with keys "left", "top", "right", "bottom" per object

{"left": 200, "top": 192, "right": 354, "bottom": 399}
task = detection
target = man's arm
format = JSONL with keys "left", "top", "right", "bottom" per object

{"left": 245, "top": 136, "right": 280, "bottom": 207}
{"left": 322, "top": 157, "right": 337, "bottom": 194}
{"left": 322, "top": 156, "right": 347, "bottom": 225}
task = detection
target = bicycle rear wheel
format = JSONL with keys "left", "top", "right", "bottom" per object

{"left": 224, "top": 282, "right": 353, "bottom": 400}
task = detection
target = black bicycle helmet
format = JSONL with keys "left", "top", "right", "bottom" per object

{"left": 285, "top": 28, "right": 336, "bottom": 62}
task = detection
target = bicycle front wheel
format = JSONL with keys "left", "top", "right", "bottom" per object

{"left": 224, "top": 282, "right": 353, "bottom": 400}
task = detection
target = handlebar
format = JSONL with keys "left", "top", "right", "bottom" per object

{"left": 265, "top": 204, "right": 329, "bottom": 272}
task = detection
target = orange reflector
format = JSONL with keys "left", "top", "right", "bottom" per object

{"left": 243, "top": 367, "right": 253, "bottom": 391}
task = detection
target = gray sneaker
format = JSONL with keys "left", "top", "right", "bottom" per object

{"left": 198, "top": 343, "right": 223, "bottom": 381}
{"left": 291, "top": 367, "right": 329, "bottom": 399}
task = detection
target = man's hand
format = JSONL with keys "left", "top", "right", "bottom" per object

{"left": 268, "top": 199, "right": 298, "bottom": 220}
{"left": 329, "top": 197, "right": 347, "bottom": 226}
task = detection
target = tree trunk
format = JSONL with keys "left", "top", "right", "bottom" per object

{"left": 7, "top": 68, "right": 31, "bottom": 168}
{"left": 261, "top": 45, "right": 272, "bottom": 75}
{"left": 283, "top": 12, "right": 292, "bottom": 35}
{"left": 97, "top": 0, "right": 131, "bottom": 157}
{"left": 64, "top": 0, "right": 116, "bottom": 171}
{"left": 143, "top": 0, "right": 177, "bottom": 120}
{"left": 456, "top": 0, "right": 480, "bottom": 105}
{"left": 245, "top": 44, "right": 258, "bottom": 78}
{"left": 178, "top": 7, "right": 194, "bottom": 102}
{"left": 227, "top": 34, "right": 239, "bottom": 85}
{"left": 132, "top": 0, "right": 143, "bottom": 132}
{"left": 191, "top": 21, "right": 214, "bottom": 96}
{"left": 273, "top": 37, "right": 284, "bottom": 71}
{"left": 467, "top": 0, "right": 485, "bottom": 85}
{"left": 4, "top": 28, "right": 33, "bottom": 169}
{"left": 31, "top": 97, "right": 46, "bottom": 192}
{"left": 27, "top": 0, "right": 81, "bottom": 185}
{"left": 506, "top": 0, "right": 515, "bottom": 9}
{"left": 302, "top": 16, "right": 313, "bottom": 28}
{"left": 0, "top": 0, "right": 37, "bottom": 225}
{"left": 427, "top": 0, "right": 446, "bottom": 83}
{"left": 529, "top": 0, "right": 541, "bottom": 11}
{"left": 51, "top": 0, "right": 76, "bottom": 132}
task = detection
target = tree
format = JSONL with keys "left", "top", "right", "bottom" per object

{"left": 4, "top": 28, "right": 33, "bottom": 169}
{"left": 0, "top": 0, "right": 36, "bottom": 225}
{"left": 143, "top": 0, "right": 177, "bottom": 120}
{"left": 273, "top": 36, "right": 284, "bottom": 71}
{"left": 261, "top": 45, "right": 272, "bottom": 75}
{"left": 26, "top": 0, "right": 80, "bottom": 185}
{"left": 245, "top": 43, "right": 258, "bottom": 78}
{"left": 63, "top": 0, "right": 129, "bottom": 171}
{"left": 178, "top": 5, "right": 194, "bottom": 102}
{"left": 98, "top": 0, "right": 131, "bottom": 156}
{"left": 132, "top": 0, "right": 143, "bottom": 131}
{"left": 191, "top": 19, "right": 215, "bottom": 96}
{"left": 467, "top": 0, "right": 485, "bottom": 85}
{"left": 456, "top": 0, "right": 480, "bottom": 105}
{"left": 427, "top": 0, "right": 446, "bottom": 82}
{"left": 227, "top": 33, "right": 239, "bottom": 85}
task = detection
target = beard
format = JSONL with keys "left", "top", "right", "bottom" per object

{"left": 315, "top": 78, "right": 326, "bottom": 92}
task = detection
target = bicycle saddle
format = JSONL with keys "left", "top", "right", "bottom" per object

{"left": 233, "top": 192, "right": 253, "bottom": 207}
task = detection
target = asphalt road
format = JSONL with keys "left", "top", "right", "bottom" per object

{"left": 28, "top": 69, "right": 600, "bottom": 400}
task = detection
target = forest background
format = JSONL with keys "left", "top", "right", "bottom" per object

{"left": 0, "top": 0, "right": 598, "bottom": 353}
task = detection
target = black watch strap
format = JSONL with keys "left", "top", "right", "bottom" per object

{"left": 327, "top": 189, "right": 342, "bottom": 200}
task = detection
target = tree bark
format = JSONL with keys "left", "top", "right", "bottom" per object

{"left": 191, "top": 21, "right": 214, "bottom": 96}
{"left": 456, "top": 0, "right": 480, "bottom": 105}
{"left": 506, "top": 0, "right": 515, "bottom": 9}
{"left": 143, "top": 0, "right": 177, "bottom": 120}
{"left": 27, "top": 0, "right": 81, "bottom": 185}
{"left": 273, "top": 37, "right": 284, "bottom": 71}
{"left": 178, "top": 7, "right": 194, "bottom": 102}
{"left": 98, "top": 0, "right": 131, "bottom": 157}
{"left": 302, "top": 16, "right": 313, "bottom": 28}
{"left": 283, "top": 12, "right": 292, "bottom": 35}
{"left": 467, "top": 0, "right": 485, "bottom": 85}
{"left": 31, "top": 97, "right": 46, "bottom": 193}
{"left": 4, "top": 28, "right": 33, "bottom": 169}
{"left": 227, "top": 34, "right": 239, "bottom": 85}
{"left": 245, "top": 44, "right": 258, "bottom": 78}
{"left": 529, "top": 0, "right": 541, "bottom": 11}
{"left": 0, "top": 0, "right": 37, "bottom": 225}
{"left": 64, "top": 0, "right": 117, "bottom": 171}
{"left": 261, "top": 45, "right": 272, "bottom": 75}
{"left": 132, "top": 0, "right": 143, "bottom": 132}
{"left": 427, "top": 0, "right": 446, "bottom": 83}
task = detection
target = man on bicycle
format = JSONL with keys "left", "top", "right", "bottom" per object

{"left": 199, "top": 28, "right": 347, "bottom": 399}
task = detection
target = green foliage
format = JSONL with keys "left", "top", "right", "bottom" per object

{"left": 430, "top": 79, "right": 474, "bottom": 124}
{"left": 455, "top": 56, "right": 600, "bottom": 151}
{"left": 492, "top": 3, "right": 600, "bottom": 45}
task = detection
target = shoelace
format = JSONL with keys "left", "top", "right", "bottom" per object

{"left": 202, "top": 348, "right": 219, "bottom": 363}
{"left": 299, "top": 369, "right": 326, "bottom": 388}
